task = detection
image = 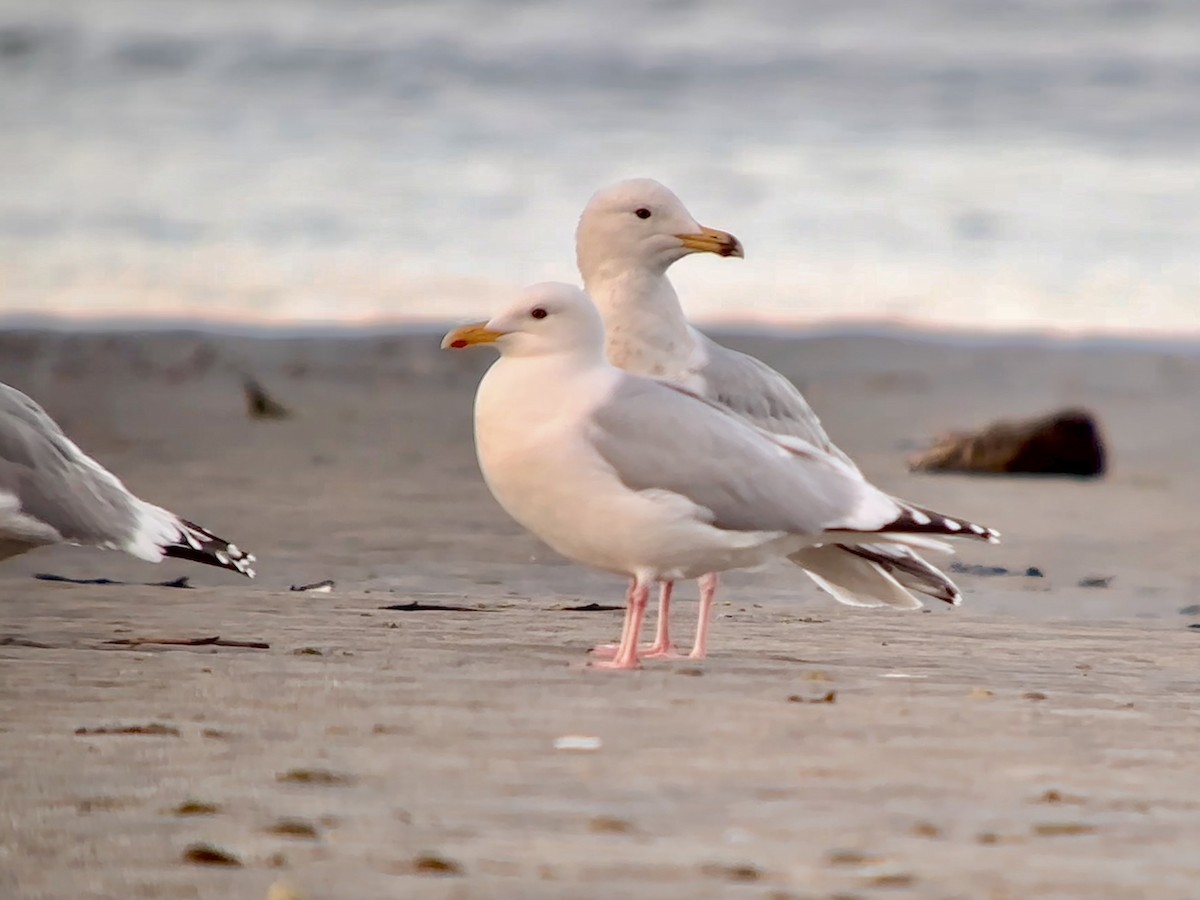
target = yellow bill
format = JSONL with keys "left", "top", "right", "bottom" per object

{"left": 675, "top": 225, "right": 745, "bottom": 258}
{"left": 441, "top": 323, "right": 507, "bottom": 350}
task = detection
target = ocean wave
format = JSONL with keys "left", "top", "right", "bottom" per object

{"left": 1, "top": 0, "right": 1198, "bottom": 335}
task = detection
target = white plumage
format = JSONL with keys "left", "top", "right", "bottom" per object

{"left": 0, "top": 382, "right": 255, "bottom": 578}
{"left": 576, "top": 178, "right": 995, "bottom": 650}
{"left": 444, "top": 283, "right": 995, "bottom": 669}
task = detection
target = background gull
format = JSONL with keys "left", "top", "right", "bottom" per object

{"left": 0, "top": 382, "right": 255, "bottom": 578}
{"left": 577, "top": 178, "right": 982, "bottom": 658}
{"left": 443, "top": 283, "right": 996, "bottom": 670}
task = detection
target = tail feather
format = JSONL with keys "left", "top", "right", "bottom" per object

{"left": 162, "top": 518, "right": 256, "bottom": 578}
{"left": 836, "top": 543, "right": 960, "bottom": 605}
{"left": 790, "top": 544, "right": 926, "bottom": 609}
{"left": 789, "top": 541, "right": 963, "bottom": 610}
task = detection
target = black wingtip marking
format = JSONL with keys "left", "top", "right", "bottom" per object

{"left": 842, "top": 503, "right": 1000, "bottom": 544}
{"left": 886, "top": 503, "right": 999, "bottom": 543}
{"left": 164, "top": 519, "right": 256, "bottom": 578}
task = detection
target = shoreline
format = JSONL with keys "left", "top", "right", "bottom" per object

{"left": 5, "top": 314, "right": 1200, "bottom": 356}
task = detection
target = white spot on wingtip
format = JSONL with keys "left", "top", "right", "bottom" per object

{"left": 910, "top": 510, "right": 932, "bottom": 525}
{"left": 942, "top": 519, "right": 963, "bottom": 532}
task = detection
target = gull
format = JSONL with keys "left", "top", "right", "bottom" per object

{"left": 577, "top": 178, "right": 984, "bottom": 659}
{"left": 443, "top": 283, "right": 996, "bottom": 669}
{"left": 0, "top": 383, "right": 255, "bottom": 577}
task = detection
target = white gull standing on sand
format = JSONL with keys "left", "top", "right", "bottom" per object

{"left": 442, "top": 283, "right": 997, "bottom": 670}
{"left": 0, "top": 382, "right": 255, "bottom": 577}
{"left": 576, "top": 178, "right": 985, "bottom": 659}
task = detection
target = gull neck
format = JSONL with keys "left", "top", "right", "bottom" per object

{"left": 583, "top": 266, "right": 696, "bottom": 379}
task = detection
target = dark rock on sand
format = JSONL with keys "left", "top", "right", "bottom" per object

{"left": 909, "top": 408, "right": 1106, "bottom": 477}
{"left": 244, "top": 377, "right": 293, "bottom": 420}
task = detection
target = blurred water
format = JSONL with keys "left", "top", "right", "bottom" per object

{"left": 1, "top": 0, "right": 1198, "bottom": 333}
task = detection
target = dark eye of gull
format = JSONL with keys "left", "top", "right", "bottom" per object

{"left": 530, "top": 307, "right": 548, "bottom": 320}
{"left": 634, "top": 208, "right": 651, "bottom": 219}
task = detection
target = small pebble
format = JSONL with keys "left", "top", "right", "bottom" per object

{"left": 170, "top": 800, "right": 220, "bottom": 816}
{"left": 1033, "top": 822, "right": 1096, "bottom": 837}
{"left": 1038, "top": 789, "right": 1086, "bottom": 805}
{"left": 276, "top": 768, "right": 353, "bottom": 785}
{"left": 911, "top": 821, "right": 941, "bottom": 838}
{"left": 827, "top": 850, "right": 880, "bottom": 867}
{"left": 182, "top": 843, "right": 242, "bottom": 867}
{"left": 266, "top": 818, "right": 320, "bottom": 839}
{"left": 699, "top": 862, "right": 762, "bottom": 882}
{"left": 266, "top": 882, "right": 308, "bottom": 900}
{"left": 590, "top": 815, "right": 634, "bottom": 834}
{"left": 411, "top": 853, "right": 463, "bottom": 876}
{"left": 867, "top": 871, "right": 916, "bottom": 888}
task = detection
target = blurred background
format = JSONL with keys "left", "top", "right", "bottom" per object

{"left": 1, "top": 0, "right": 1197, "bottom": 335}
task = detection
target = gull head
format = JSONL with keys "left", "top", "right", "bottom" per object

{"left": 576, "top": 178, "right": 744, "bottom": 281}
{"left": 441, "top": 282, "right": 607, "bottom": 361}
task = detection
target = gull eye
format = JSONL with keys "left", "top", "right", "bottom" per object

{"left": 530, "top": 307, "right": 548, "bottom": 320}
{"left": 634, "top": 207, "right": 652, "bottom": 219}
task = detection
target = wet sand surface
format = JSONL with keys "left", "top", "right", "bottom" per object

{"left": 2, "top": 328, "right": 1198, "bottom": 898}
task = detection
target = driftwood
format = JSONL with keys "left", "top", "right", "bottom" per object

{"left": 908, "top": 408, "right": 1105, "bottom": 477}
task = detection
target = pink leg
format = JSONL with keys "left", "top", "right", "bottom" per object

{"left": 689, "top": 572, "right": 719, "bottom": 660}
{"left": 590, "top": 579, "right": 650, "bottom": 670}
{"left": 590, "top": 580, "right": 677, "bottom": 658}
{"left": 641, "top": 581, "right": 678, "bottom": 658}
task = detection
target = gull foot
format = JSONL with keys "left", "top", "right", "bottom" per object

{"left": 589, "top": 642, "right": 680, "bottom": 660}
{"left": 587, "top": 656, "right": 643, "bottom": 671}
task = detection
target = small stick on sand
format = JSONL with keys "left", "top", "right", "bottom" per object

{"left": 102, "top": 635, "right": 270, "bottom": 649}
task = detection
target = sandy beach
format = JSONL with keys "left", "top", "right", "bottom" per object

{"left": 2, "top": 327, "right": 1199, "bottom": 899}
